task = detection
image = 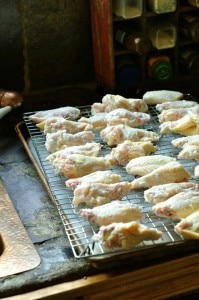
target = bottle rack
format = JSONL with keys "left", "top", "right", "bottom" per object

{"left": 90, "top": 0, "right": 199, "bottom": 96}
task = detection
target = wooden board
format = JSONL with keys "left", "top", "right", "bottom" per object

{"left": 0, "top": 179, "right": 41, "bottom": 277}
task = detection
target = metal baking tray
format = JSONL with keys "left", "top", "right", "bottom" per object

{"left": 16, "top": 104, "right": 199, "bottom": 267}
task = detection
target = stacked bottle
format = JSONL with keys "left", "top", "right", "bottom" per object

{"left": 180, "top": 49, "right": 199, "bottom": 76}
{"left": 148, "top": 55, "right": 173, "bottom": 82}
{"left": 180, "top": 14, "right": 199, "bottom": 42}
{"left": 115, "top": 29, "right": 153, "bottom": 54}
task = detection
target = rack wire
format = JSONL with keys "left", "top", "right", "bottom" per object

{"left": 23, "top": 105, "right": 198, "bottom": 259}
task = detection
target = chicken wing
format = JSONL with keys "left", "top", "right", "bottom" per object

{"left": 126, "top": 155, "right": 176, "bottom": 176}
{"left": 29, "top": 106, "right": 80, "bottom": 123}
{"left": 80, "top": 200, "right": 143, "bottom": 226}
{"left": 72, "top": 181, "right": 132, "bottom": 207}
{"left": 92, "top": 221, "right": 162, "bottom": 250}
{"left": 65, "top": 170, "right": 121, "bottom": 190}
{"left": 178, "top": 145, "right": 199, "bottom": 161}
{"left": 152, "top": 191, "right": 199, "bottom": 219}
{"left": 106, "top": 140, "right": 157, "bottom": 166}
{"left": 78, "top": 113, "right": 107, "bottom": 130}
{"left": 37, "top": 117, "right": 92, "bottom": 134}
{"left": 131, "top": 161, "right": 191, "bottom": 189}
{"left": 46, "top": 142, "right": 101, "bottom": 164}
{"left": 91, "top": 94, "right": 148, "bottom": 114}
{"left": 144, "top": 182, "right": 198, "bottom": 204}
{"left": 158, "top": 106, "right": 199, "bottom": 123}
{"left": 195, "top": 165, "right": 199, "bottom": 178}
{"left": 55, "top": 154, "right": 111, "bottom": 178}
{"left": 45, "top": 130, "right": 95, "bottom": 153}
{"left": 156, "top": 100, "right": 199, "bottom": 112}
{"left": 105, "top": 108, "right": 150, "bottom": 127}
{"left": 175, "top": 210, "right": 199, "bottom": 239}
{"left": 159, "top": 113, "right": 199, "bottom": 136}
{"left": 143, "top": 90, "right": 183, "bottom": 105}
{"left": 100, "top": 124, "right": 159, "bottom": 146}
{"left": 172, "top": 135, "right": 199, "bottom": 148}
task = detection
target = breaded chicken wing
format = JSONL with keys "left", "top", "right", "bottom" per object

{"left": 80, "top": 200, "right": 143, "bottom": 226}
{"left": 45, "top": 130, "right": 94, "bottom": 153}
{"left": 92, "top": 221, "right": 162, "bottom": 250}
{"left": 175, "top": 210, "right": 199, "bottom": 239}
{"left": 160, "top": 113, "right": 199, "bottom": 136}
{"left": 178, "top": 145, "right": 199, "bottom": 161}
{"left": 100, "top": 124, "right": 159, "bottom": 146}
{"left": 65, "top": 170, "right": 121, "bottom": 190}
{"left": 91, "top": 94, "right": 148, "bottom": 115}
{"left": 158, "top": 106, "right": 199, "bottom": 123}
{"left": 29, "top": 106, "right": 80, "bottom": 123}
{"left": 72, "top": 181, "right": 132, "bottom": 207}
{"left": 131, "top": 161, "right": 191, "bottom": 189}
{"left": 143, "top": 90, "right": 183, "bottom": 105}
{"left": 56, "top": 154, "right": 111, "bottom": 178}
{"left": 106, "top": 140, "right": 157, "bottom": 166}
{"left": 152, "top": 191, "right": 199, "bottom": 219}
{"left": 144, "top": 182, "right": 198, "bottom": 203}
{"left": 156, "top": 100, "right": 199, "bottom": 112}
{"left": 172, "top": 135, "right": 199, "bottom": 148}
{"left": 37, "top": 117, "right": 92, "bottom": 134}
{"left": 126, "top": 155, "right": 176, "bottom": 176}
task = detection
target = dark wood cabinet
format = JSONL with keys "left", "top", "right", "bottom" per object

{"left": 90, "top": 0, "right": 199, "bottom": 97}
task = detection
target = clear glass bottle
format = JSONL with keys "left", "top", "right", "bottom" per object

{"left": 148, "top": 22, "right": 177, "bottom": 49}
{"left": 180, "top": 14, "right": 199, "bottom": 42}
{"left": 112, "top": 0, "right": 143, "bottom": 19}
{"left": 180, "top": 49, "right": 199, "bottom": 76}
{"left": 148, "top": 55, "right": 173, "bottom": 82}
{"left": 115, "top": 29, "right": 153, "bottom": 54}
{"left": 148, "top": 0, "right": 177, "bottom": 14}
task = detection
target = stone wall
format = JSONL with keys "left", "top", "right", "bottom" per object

{"left": 0, "top": 0, "right": 95, "bottom": 93}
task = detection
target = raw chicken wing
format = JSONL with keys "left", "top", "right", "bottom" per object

{"left": 46, "top": 142, "right": 101, "bottom": 164}
{"left": 172, "top": 135, "right": 199, "bottom": 148}
{"left": 175, "top": 210, "right": 199, "bottom": 239}
{"left": 178, "top": 145, "right": 199, "bottom": 161}
{"left": 45, "top": 130, "right": 94, "bottom": 153}
{"left": 195, "top": 165, "right": 199, "bottom": 178}
{"left": 92, "top": 221, "right": 162, "bottom": 250}
{"left": 143, "top": 90, "right": 183, "bottom": 105}
{"left": 65, "top": 170, "right": 121, "bottom": 190}
{"left": 72, "top": 181, "right": 132, "bottom": 207}
{"left": 156, "top": 100, "right": 199, "bottom": 112}
{"left": 37, "top": 117, "right": 92, "bottom": 134}
{"left": 131, "top": 161, "right": 191, "bottom": 189}
{"left": 106, "top": 140, "right": 157, "bottom": 166}
{"left": 105, "top": 108, "right": 150, "bottom": 127}
{"left": 56, "top": 154, "right": 111, "bottom": 178}
{"left": 78, "top": 113, "right": 107, "bottom": 130}
{"left": 29, "top": 106, "right": 80, "bottom": 123}
{"left": 80, "top": 200, "right": 143, "bottom": 226}
{"left": 158, "top": 106, "right": 199, "bottom": 123}
{"left": 144, "top": 182, "right": 198, "bottom": 204}
{"left": 160, "top": 113, "right": 199, "bottom": 136}
{"left": 152, "top": 190, "right": 199, "bottom": 219}
{"left": 126, "top": 155, "right": 176, "bottom": 176}
{"left": 100, "top": 124, "right": 159, "bottom": 146}
{"left": 91, "top": 94, "right": 148, "bottom": 114}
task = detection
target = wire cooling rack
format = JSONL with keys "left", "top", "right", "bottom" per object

{"left": 23, "top": 105, "right": 198, "bottom": 259}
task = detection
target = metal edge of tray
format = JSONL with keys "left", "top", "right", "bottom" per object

{"left": 15, "top": 122, "right": 199, "bottom": 269}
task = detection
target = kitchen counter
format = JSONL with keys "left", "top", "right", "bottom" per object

{"left": 0, "top": 109, "right": 199, "bottom": 299}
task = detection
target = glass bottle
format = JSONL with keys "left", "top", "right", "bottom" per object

{"left": 180, "top": 49, "right": 199, "bottom": 76}
{"left": 188, "top": 0, "right": 199, "bottom": 7}
{"left": 115, "top": 29, "right": 153, "bottom": 54}
{"left": 148, "top": 0, "right": 177, "bottom": 14}
{"left": 115, "top": 55, "right": 140, "bottom": 94}
{"left": 148, "top": 55, "right": 173, "bottom": 82}
{"left": 148, "top": 22, "right": 177, "bottom": 49}
{"left": 180, "top": 14, "right": 199, "bottom": 42}
{"left": 113, "top": 0, "right": 143, "bottom": 19}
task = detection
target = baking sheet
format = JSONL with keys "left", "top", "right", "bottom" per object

{"left": 18, "top": 105, "right": 199, "bottom": 264}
